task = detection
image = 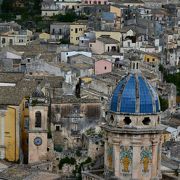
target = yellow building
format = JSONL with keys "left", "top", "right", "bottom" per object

{"left": 6, "top": 105, "right": 25, "bottom": 162}
{"left": 163, "top": 131, "right": 171, "bottom": 143}
{"left": 0, "top": 106, "right": 19, "bottom": 162}
{"left": 39, "top": 32, "right": 51, "bottom": 41}
{"left": 0, "top": 101, "right": 29, "bottom": 162}
{"left": 110, "top": 5, "right": 123, "bottom": 18}
{"left": 0, "top": 98, "right": 34, "bottom": 162}
{"left": 144, "top": 53, "right": 160, "bottom": 64}
{"left": 70, "top": 22, "right": 87, "bottom": 45}
{"left": 0, "top": 73, "right": 37, "bottom": 162}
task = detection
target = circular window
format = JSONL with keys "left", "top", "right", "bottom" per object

{"left": 34, "top": 137, "right": 42, "bottom": 146}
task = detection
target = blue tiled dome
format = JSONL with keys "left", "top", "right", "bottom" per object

{"left": 110, "top": 74, "right": 160, "bottom": 114}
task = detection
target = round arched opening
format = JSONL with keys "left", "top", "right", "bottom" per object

{"left": 142, "top": 117, "right": 151, "bottom": 125}
{"left": 124, "top": 117, "right": 132, "bottom": 125}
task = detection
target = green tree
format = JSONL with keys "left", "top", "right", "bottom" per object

{"left": 159, "top": 96, "right": 168, "bottom": 111}
{"left": 1, "top": 0, "right": 14, "bottom": 13}
{"left": 54, "top": 145, "right": 63, "bottom": 152}
{"left": 165, "top": 73, "right": 180, "bottom": 96}
{"left": 60, "top": 38, "right": 70, "bottom": 44}
{"left": 48, "top": 129, "right": 52, "bottom": 139}
{"left": 76, "top": 150, "right": 81, "bottom": 157}
{"left": 53, "top": 11, "right": 77, "bottom": 22}
{"left": 58, "top": 157, "right": 76, "bottom": 169}
{"left": 159, "top": 64, "right": 180, "bottom": 95}
{"left": 75, "top": 157, "right": 92, "bottom": 179}
{"left": 1, "top": 0, "right": 42, "bottom": 22}
{"left": 51, "top": 11, "right": 88, "bottom": 22}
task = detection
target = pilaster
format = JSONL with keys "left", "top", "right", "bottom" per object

{"left": 132, "top": 137, "right": 141, "bottom": 179}
{"left": 113, "top": 141, "right": 120, "bottom": 177}
{"left": 151, "top": 136, "right": 158, "bottom": 178}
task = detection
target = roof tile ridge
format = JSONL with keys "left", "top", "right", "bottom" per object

{"left": 117, "top": 74, "right": 131, "bottom": 112}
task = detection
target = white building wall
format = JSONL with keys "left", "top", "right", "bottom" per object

{"left": 139, "top": 47, "right": 156, "bottom": 53}
{"left": 0, "top": 32, "right": 32, "bottom": 47}
{"left": 6, "top": 52, "right": 22, "bottom": 59}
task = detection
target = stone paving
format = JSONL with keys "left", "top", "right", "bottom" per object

{"left": 0, "top": 163, "right": 60, "bottom": 180}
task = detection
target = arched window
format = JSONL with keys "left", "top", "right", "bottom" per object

{"left": 136, "top": 62, "right": 138, "bottom": 69}
{"left": 35, "top": 111, "right": 41, "bottom": 128}
{"left": 133, "top": 62, "right": 135, "bottom": 69}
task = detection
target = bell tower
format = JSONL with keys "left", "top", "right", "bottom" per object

{"left": 28, "top": 89, "right": 48, "bottom": 164}
{"left": 102, "top": 54, "right": 164, "bottom": 180}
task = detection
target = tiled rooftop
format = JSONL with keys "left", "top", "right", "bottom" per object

{"left": 97, "top": 36, "right": 120, "bottom": 44}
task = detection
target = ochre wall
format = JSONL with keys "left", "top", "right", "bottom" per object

{"left": 110, "top": 6, "right": 122, "bottom": 18}
{"left": 4, "top": 106, "right": 19, "bottom": 162}
{"left": 144, "top": 54, "right": 159, "bottom": 64}
{"left": 70, "top": 24, "right": 87, "bottom": 45}
{"left": 39, "top": 33, "right": 50, "bottom": 40}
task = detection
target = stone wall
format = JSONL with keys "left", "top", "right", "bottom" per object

{"left": 51, "top": 102, "right": 101, "bottom": 149}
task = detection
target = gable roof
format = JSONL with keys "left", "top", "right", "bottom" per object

{"left": 97, "top": 36, "right": 120, "bottom": 44}
{"left": 69, "top": 54, "right": 94, "bottom": 65}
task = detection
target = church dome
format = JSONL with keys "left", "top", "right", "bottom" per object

{"left": 110, "top": 73, "right": 160, "bottom": 114}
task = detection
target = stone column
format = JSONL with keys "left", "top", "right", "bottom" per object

{"left": 104, "top": 133, "right": 108, "bottom": 175}
{"left": 104, "top": 138, "right": 107, "bottom": 168}
{"left": 157, "top": 135, "right": 163, "bottom": 179}
{"left": 151, "top": 137, "right": 158, "bottom": 178}
{"left": 113, "top": 142, "right": 120, "bottom": 177}
{"left": 132, "top": 137, "right": 141, "bottom": 179}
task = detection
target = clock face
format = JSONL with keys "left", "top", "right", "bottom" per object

{"left": 34, "top": 137, "right": 42, "bottom": 146}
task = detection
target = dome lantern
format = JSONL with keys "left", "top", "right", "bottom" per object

{"left": 129, "top": 53, "right": 141, "bottom": 74}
